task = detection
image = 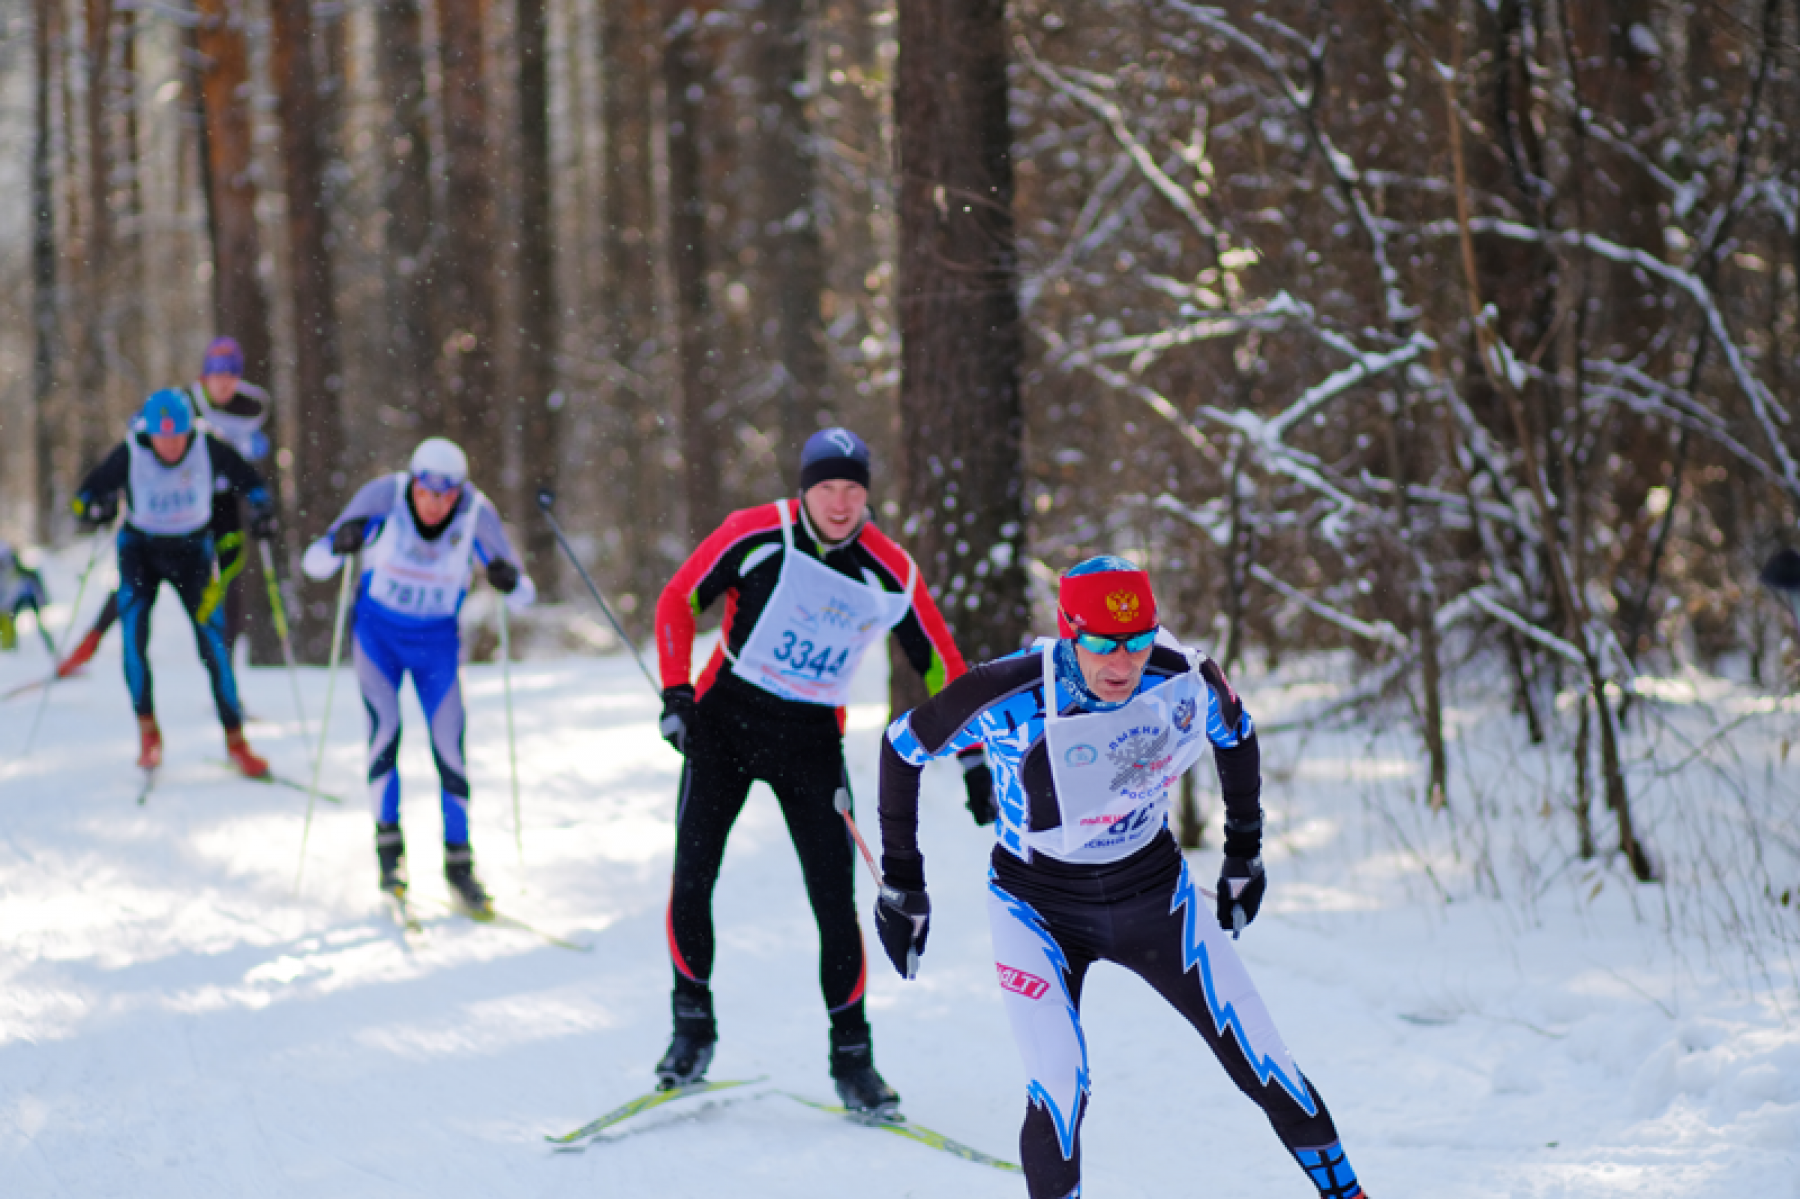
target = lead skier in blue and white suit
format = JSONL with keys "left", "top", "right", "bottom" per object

{"left": 302, "top": 438, "right": 535, "bottom": 917}
{"left": 875, "top": 556, "right": 1368, "bottom": 1199}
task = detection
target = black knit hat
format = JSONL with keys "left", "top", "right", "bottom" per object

{"left": 799, "top": 427, "right": 872, "bottom": 491}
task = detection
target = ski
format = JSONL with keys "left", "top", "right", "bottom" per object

{"left": 208, "top": 760, "right": 344, "bottom": 804}
{"left": 134, "top": 767, "right": 158, "bottom": 806}
{"left": 414, "top": 895, "right": 592, "bottom": 953}
{"left": 2, "top": 675, "right": 53, "bottom": 702}
{"left": 545, "top": 1077, "right": 764, "bottom": 1146}
{"left": 783, "top": 1092, "right": 1021, "bottom": 1173}
{"left": 3, "top": 665, "right": 88, "bottom": 701}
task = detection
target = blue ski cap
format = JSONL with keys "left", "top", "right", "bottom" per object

{"left": 137, "top": 389, "right": 194, "bottom": 437}
{"left": 799, "top": 427, "right": 872, "bottom": 492}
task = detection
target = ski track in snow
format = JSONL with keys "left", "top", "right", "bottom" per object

{"left": 2, "top": 543, "right": 1798, "bottom": 1197}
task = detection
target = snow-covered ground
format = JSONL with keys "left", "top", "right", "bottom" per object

{"left": 3, "top": 543, "right": 1798, "bottom": 1197}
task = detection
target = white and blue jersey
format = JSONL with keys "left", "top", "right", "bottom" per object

{"left": 302, "top": 472, "right": 536, "bottom": 628}
{"left": 875, "top": 640, "right": 1365, "bottom": 1199}
{"left": 882, "top": 638, "right": 1254, "bottom": 864}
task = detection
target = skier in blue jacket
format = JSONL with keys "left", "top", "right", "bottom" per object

{"left": 71, "top": 389, "right": 277, "bottom": 776}
{"left": 875, "top": 556, "right": 1368, "bottom": 1199}
{"left": 302, "top": 437, "right": 535, "bottom": 917}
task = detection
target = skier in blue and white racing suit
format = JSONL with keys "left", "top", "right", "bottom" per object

{"left": 302, "top": 437, "right": 535, "bottom": 916}
{"left": 875, "top": 556, "right": 1368, "bottom": 1199}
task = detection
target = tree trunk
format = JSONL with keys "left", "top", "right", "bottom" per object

{"left": 77, "top": 0, "right": 116, "bottom": 470}
{"left": 272, "top": 0, "right": 349, "bottom": 662}
{"left": 195, "top": 0, "right": 280, "bottom": 664}
{"left": 436, "top": 0, "right": 502, "bottom": 467}
{"left": 663, "top": 0, "right": 725, "bottom": 539}
{"left": 516, "top": 0, "right": 560, "bottom": 589}
{"left": 374, "top": 0, "right": 442, "bottom": 440}
{"left": 117, "top": 9, "right": 145, "bottom": 400}
{"left": 32, "top": 0, "right": 59, "bottom": 544}
{"left": 891, "top": 0, "right": 1029, "bottom": 708}
{"left": 755, "top": 0, "right": 830, "bottom": 457}
{"left": 603, "top": 0, "right": 668, "bottom": 615}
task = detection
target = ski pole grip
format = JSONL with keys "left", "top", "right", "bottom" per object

{"left": 536, "top": 488, "right": 556, "bottom": 512}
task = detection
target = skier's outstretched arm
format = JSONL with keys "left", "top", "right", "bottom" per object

{"left": 301, "top": 476, "right": 399, "bottom": 579}
{"left": 72, "top": 444, "right": 130, "bottom": 522}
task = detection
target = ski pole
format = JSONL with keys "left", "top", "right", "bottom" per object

{"left": 498, "top": 596, "right": 523, "bottom": 869}
{"left": 535, "top": 489, "right": 660, "bottom": 695}
{"left": 21, "top": 528, "right": 109, "bottom": 756}
{"left": 296, "top": 556, "right": 356, "bottom": 893}
{"left": 31, "top": 602, "right": 58, "bottom": 658}
{"left": 258, "top": 539, "right": 312, "bottom": 746}
{"left": 833, "top": 788, "right": 884, "bottom": 888}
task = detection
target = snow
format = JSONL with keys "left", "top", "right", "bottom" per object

{"left": 4, "top": 542, "right": 1799, "bottom": 1197}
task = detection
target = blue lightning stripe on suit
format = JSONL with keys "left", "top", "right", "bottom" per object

{"left": 988, "top": 877, "right": 1091, "bottom": 1159}
{"left": 1170, "top": 860, "right": 1318, "bottom": 1117}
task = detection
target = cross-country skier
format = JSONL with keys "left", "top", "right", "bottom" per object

{"left": 57, "top": 337, "right": 275, "bottom": 676}
{"left": 875, "top": 556, "right": 1368, "bottom": 1199}
{"left": 652, "top": 427, "right": 995, "bottom": 1115}
{"left": 301, "top": 437, "right": 535, "bottom": 919}
{"left": 71, "top": 389, "right": 279, "bottom": 777}
{"left": 0, "top": 542, "right": 50, "bottom": 653}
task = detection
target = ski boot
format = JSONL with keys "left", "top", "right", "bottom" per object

{"left": 654, "top": 993, "right": 717, "bottom": 1091}
{"left": 224, "top": 727, "right": 270, "bottom": 779}
{"left": 445, "top": 844, "right": 494, "bottom": 921}
{"left": 56, "top": 625, "right": 104, "bottom": 678}
{"left": 135, "top": 715, "right": 164, "bottom": 770}
{"left": 829, "top": 1026, "right": 899, "bottom": 1120}
{"left": 375, "top": 823, "right": 408, "bottom": 897}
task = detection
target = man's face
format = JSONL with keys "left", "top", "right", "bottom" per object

{"left": 150, "top": 433, "right": 191, "bottom": 466}
{"left": 1074, "top": 641, "right": 1153, "bottom": 703}
{"left": 411, "top": 479, "right": 462, "bottom": 525}
{"left": 802, "top": 480, "right": 868, "bottom": 543}
{"left": 201, "top": 373, "right": 241, "bottom": 405}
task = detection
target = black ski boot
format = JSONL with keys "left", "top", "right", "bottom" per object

{"left": 376, "top": 822, "right": 407, "bottom": 896}
{"left": 444, "top": 843, "right": 494, "bottom": 920}
{"left": 830, "top": 1026, "right": 899, "bottom": 1120}
{"left": 655, "top": 993, "right": 717, "bottom": 1091}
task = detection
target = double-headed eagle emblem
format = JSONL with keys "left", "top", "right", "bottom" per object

{"left": 1107, "top": 726, "right": 1170, "bottom": 792}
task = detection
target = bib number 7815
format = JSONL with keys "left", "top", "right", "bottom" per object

{"left": 772, "top": 631, "right": 850, "bottom": 680}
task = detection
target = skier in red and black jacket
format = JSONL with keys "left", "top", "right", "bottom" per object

{"left": 652, "top": 427, "right": 993, "bottom": 1116}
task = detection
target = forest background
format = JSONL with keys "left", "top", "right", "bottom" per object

{"left": 0, "top": 1, "right": 1798, "bottom": 916}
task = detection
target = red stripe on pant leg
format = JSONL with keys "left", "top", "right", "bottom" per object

{"left": 833, "top": 929, "right": 868, "bottom": 1011}
{"left": 667, "top": 898, "right": 700, "bottom": 982}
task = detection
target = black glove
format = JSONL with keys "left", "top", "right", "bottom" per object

{"left": 659, "top": 684, "right": 697, "bottom": 755}
{"left": 73, "top": 492, "right": 117, "bottom": 528}
{"left": 249, "top": 507, "right": 278, "bottom": 539}
{"left": 962, "top": 761, "right": 997, "bottom": 826}
{"left": 874, "top": 883, "right": 930, "bottom": 979}
{"left": 486, "top": 558, "right": 520, "bottom": 594}
{"left": 330, "top": 518, "right": 369, "bottom": 554}
{"left": 1217, "top": 856, "right": 1265, "bottom": 938}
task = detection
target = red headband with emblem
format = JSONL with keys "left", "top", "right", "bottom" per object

{"left": 1057, "top": 566, "right": 1157, "bottom": 637}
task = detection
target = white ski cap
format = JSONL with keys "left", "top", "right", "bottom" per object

{"left": 409, "top": 437, "right": 469, "bottom": 486}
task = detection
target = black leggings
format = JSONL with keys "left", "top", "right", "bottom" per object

{"left": 117, "top": 526, "right": 243, "bottom": 728}
{"left": 991, "top": 837, "right": 1361, "bottom": 1199}
{"left": 667, "top": 681, "right": 867, "bottom": 1034}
